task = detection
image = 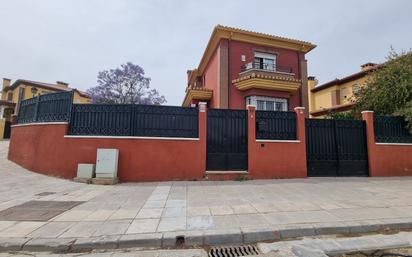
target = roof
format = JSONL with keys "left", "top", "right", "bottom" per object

{"left": 0, "top": 100, "right": 16, "bottom": 107}
{"left": 310, "top": 102, "right": 355, "bottom": 117}
{"left": 311, "top": 64, "right": 382, "bottom": 93}
{"left": 189, "top": 25, "right": 317, "bottom": 85}
{"left": 5, "top": 79, "right": 90, "bottom": 98}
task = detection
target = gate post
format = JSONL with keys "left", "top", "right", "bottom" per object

{"left": 294, "top": 107, "right": 308, "bottom": 177}
{"left": 247, "top": 104, "right": 256, "bottom": 150}
{"left": 247, "top": 105, "right": 256, "bottom": 176}
{"left": 294, "top": 107, "right": 306, "bottom": 143}
{"left": 198, "top": 102, "right": 207, "bottom": 173}
{"left": 362, "top": 111, "right": 376, "bottom": 176}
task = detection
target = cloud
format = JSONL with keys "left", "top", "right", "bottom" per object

{"left": 1, "top": 0, "right": 411, "bottom": 105}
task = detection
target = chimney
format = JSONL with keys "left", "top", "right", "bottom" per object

{"left": 2, "top": 78, "right": 11, "bottom": 90}
{"left": 360, "top": 63, "right": 377, "bottom": 72}
{"left": 307, "top": 76, "right": 318, "bottom": 115}
{"left": 56, "top": 81, "right": 69, "bottom": 88}
{"left": 307, "top": 76, "right": 318, "bottom": 89}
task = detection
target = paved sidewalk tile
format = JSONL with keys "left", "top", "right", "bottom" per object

{"left": 93, "top": 220, "right": 132, "bottom": 236}
{"left": 59, "top": 221, "right": 103, "bottom": 238}
{"left": 157, "top": 217, "right": 186, "bottom": 232}
{"left": 210, "top": 206, "right": 234, "bottom": 215}
{"left": 187, "top": 207, "right": 211, "bottom": 216}
{"left": 143, "top": 200, "right": 166, "bottom": 208}
{"left": 108, "top": 209, "right": 139, "bottom": 220}
{"left": 165, "top": 200, "right": 186, "bottom": 208}
{"left": 187, "top": 216, "right": 215, "bottom": 230}
{"left": 136, "top": 208, "right": 163, "bottom": 219}
{"left": 53, "top": 210, "right": 93, "bottom": 222}
{"left": 232, "top": 204, "right": 258, "bottom": 214}
{"left": 126, "top": 219, "right": 159, "bottom": 234}
{"left": 0, "top": 221, "right": 45, "bottom": 237}
{"left": 28, "top": 221, "right": 75, "bottom": 238}
{"left": 0, "top": 221, "right": 16, "bottom": 232}
{"left": 84, "top": 210, "right": 116, "bottom": 221}
{"left": 162, "top": 207, "right": 186, "bottom": 218}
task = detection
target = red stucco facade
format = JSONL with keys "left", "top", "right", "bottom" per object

{"left": 226, "top": 40, "right": 303, "bottom": 110}
{"left": 189, "top": 36, "right": 307, "bottom": 111}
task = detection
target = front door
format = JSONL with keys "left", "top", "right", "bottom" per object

{"left": 306, "top": 119, "right": 368, "bottom": 177}
{"left": 206, "top": 109, "right": 248, "bottom": 171}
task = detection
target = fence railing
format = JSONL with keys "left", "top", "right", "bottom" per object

{"left": 69, "top": 104, "right": 199, "bottom": 138}
{"left": 374, "top": 115, "right": 412, "bottom": 143}
{"left": 17, "top": 91, "right": 73, "bottom": 124}
{"left": 255, "top": 110, "right": 296, "bottom": 140}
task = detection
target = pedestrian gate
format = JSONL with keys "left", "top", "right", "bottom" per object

{"left": 206, "top": 109, "right": 248, "bottom": 171}
{"left": 3, "top": 121, "right": 11, "bottom": 139}
{"left": 306, "top": 119, "right": 368, "bottom": 177}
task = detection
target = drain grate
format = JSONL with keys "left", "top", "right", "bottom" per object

{"left": 208, "top": 245, "right": 260, "bottom": 257}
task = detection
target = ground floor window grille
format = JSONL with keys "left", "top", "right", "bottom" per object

{"left": 246, "top": 96, "right": 288, "bottom": 111}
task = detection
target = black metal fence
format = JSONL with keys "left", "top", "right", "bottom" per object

{"left": 17, "top": 91, "right": 73, "bottom": 124}
{"left": 255, "top": 110, "right": 296, "bottom": 140}
{"left": 374, "top": 115, "right": 412, "bottom": 143}
{"left": 69, "top": 104, "right": 199, "bottom": 138}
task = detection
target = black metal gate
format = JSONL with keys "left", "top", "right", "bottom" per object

{"left": 3, "top": 121, "right": 11, "bottom": 139}
{"left": 306, "top": 119, "right": 368, "bottom": 177}
{"left": 206, "top": 109, "right": 248, "bottom": 171}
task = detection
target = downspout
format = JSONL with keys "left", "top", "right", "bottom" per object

{"left": 228, "top": 33, "right": 232, "bottom": 109}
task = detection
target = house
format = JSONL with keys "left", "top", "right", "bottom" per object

{"left": 182, "top": 25, "right": 316, "bottom": 114}
{"left": 0, "top": 78, "right": 91, "bottom": 139}
{"left": 308, "top": 63, "right": 380, "bottom": 117}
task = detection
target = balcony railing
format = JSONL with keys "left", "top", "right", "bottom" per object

{"left": 240, "top": 61, "right": 293, "bottom": 74}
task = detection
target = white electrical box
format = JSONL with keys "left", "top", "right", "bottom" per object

{"left": 77, "top": 164, "right": 95, "bottom": 178}
{"left": 95, "top": 149, "right": 119, "bottom": 178}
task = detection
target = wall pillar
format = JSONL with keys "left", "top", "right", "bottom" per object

{"left": 247, "top": 105, "right": 256, "bottom": 167}
{"left": 199, "top": 102, "right": 208, "bottom": 174}
{"left": 362, "top": 111, "right": 377, "bottom": 176}
{"left": 294, "top": 107, "right": 306, "bottom": 143}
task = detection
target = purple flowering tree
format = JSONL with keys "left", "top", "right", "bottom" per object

{"left": 86, "top": 62, "right": 166, "bottom": 104}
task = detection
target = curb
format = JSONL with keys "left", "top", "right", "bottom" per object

{"left": 2, "top": 219, "right": 412, "bottom": 253}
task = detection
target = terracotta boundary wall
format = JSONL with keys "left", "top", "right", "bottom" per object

{"left": 247, "top": 106, "right": 307, "bottom": 179}
{"left": 362, "top": 111, "right": 412, "bottom": 176}
{"left": 8, "top": 104, "right": 207, "bottom": 182}
{"left": 9, "top": 106, "right": 412, "bottom": 182}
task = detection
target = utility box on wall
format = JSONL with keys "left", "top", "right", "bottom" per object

{"left": 77, "top": 164, "right": 95, "bottom": 178}
{"left": 96, "top": 148, "right": 119, "bottom": 178}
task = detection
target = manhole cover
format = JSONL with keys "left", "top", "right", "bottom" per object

{"left": 209, "top": 245, "right": 260, "bottom": 257}
{"left": 35, "top": 192, "right": 56, "bottom": 196}
{"left": 0, "top": 201, "right": 84, "bottom": 221}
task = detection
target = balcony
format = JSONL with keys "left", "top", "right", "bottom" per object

{"left": 233, "top": 62, "right": 301, "bottom": 93}
{"left": 240, "top": 61, "right": 294, "bottom": 75}
{"left": 182, "top": 84, "right": 213, "bottom": 107}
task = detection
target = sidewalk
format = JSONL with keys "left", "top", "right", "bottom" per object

{"left": 2, "top": 140, "right": 412, "bottom": 252}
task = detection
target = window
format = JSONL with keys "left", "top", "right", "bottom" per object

{"left": 254, "top": 52, "right": 276, "bottom": 71}
{"left": 352, "top": 84, "right": 361, "bottom": 96}
{"left": 246, "top": 96, "right": 288, "bottom": 111}
{"left": 7, "top": 92, "right": 13, "bottom": 101}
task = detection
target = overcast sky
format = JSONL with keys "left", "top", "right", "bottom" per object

{"left": 1, "top": 0, "right": 411, "bottom": 105}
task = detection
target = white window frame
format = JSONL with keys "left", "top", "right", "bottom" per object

{"left": 246, "top": 96, "right": 288, "bottom": 111}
